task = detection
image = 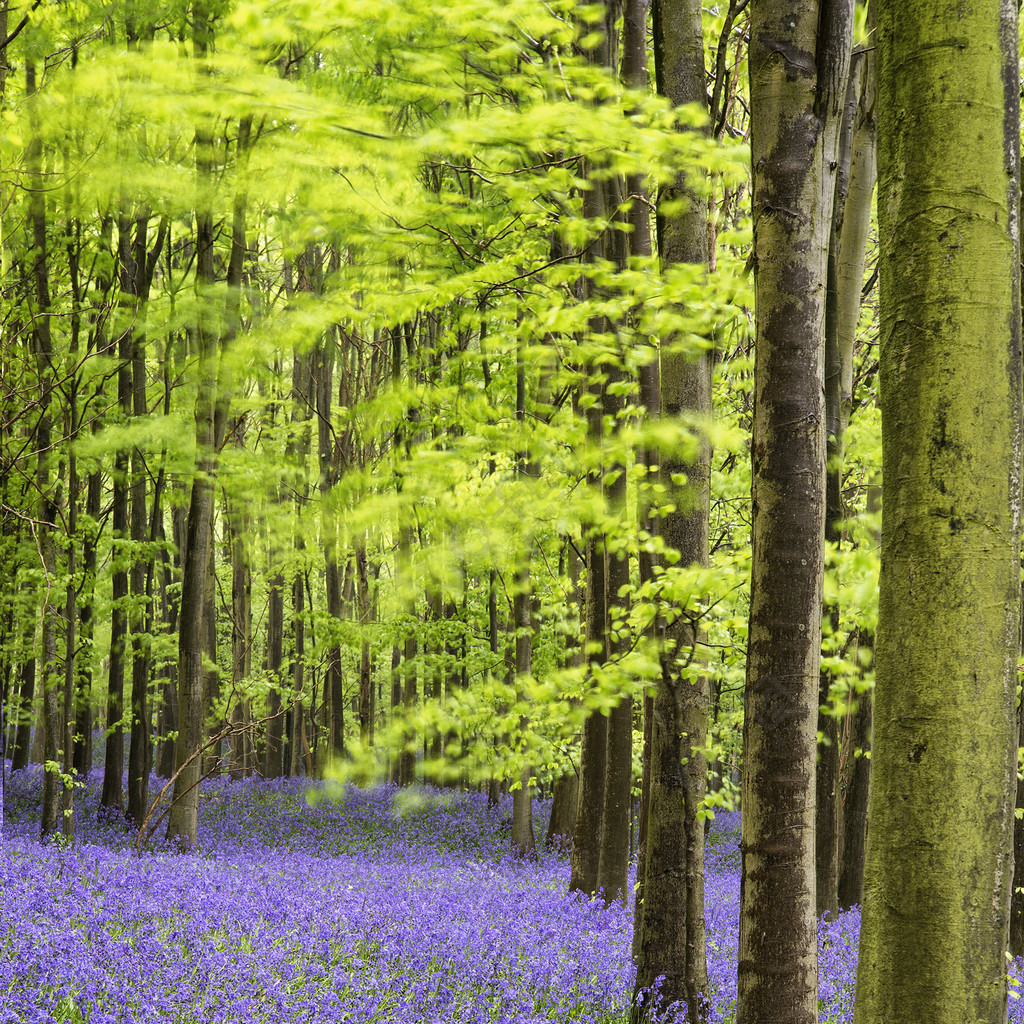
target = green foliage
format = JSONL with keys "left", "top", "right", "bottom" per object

{"left": 0, "top": 0, "right": 880, "bottom": 807}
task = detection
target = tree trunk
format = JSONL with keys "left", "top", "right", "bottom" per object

{"left": 102, "top": 437, "right": 129, "bottom": 814}
{"left": 10, "top": 650, "right": 35, "bottom": 772}
{"left": 739, "top": 5, "right": 853, "bottom": 1024}
{"left": 511, "top": 335, "right": 537, "bottom": 860}
{"left": 356, "top": 540, "right": 373, "bottom": 744}
{"left": 264, "top": 570, "right": 285, "bottom": 778}
{"left": 818, "top": 30, "right": 876, "bottom": 923}
{"left": 165, "top": 45, "right": 229, "bottom": 845}
{"left": 546, "top": 772, "right": 578, "bottom": 851}
{"left": 202, "top": 528, "right": 221, "bottom": 777}
{"left": 837, "top": 661, "right": 871, "bottom": 911}
{"left": 166, "top": 442, "right": 215, "bottom": 847}
{"left": 125, "top": 212, "right": 165, "bottom": 829}
{"left": 853, "top": 3, "right": 1021, "bottom": 1020}
{"left": 74, "top": 467, "right": 101, "bottom": 778}
{"left": 25, "top": 58, "right": 62, "bottom": 841}
{"left": 632, "top": 0, "right": 711, "bottom": 1015}
{"left": 816, "top": 53, "right": 859, "bottom": 926}
{"left": 1011, "top": 656, "right": 1024, "bottom": 957}
{"left": 229, "top": 494, "right": 252, "bottom": 778}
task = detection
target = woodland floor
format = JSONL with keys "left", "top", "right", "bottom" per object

{"left": 0, "top": 765, "right": 1019, "bottom": 1024}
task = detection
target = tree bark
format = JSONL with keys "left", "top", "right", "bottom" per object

{"left": 264, "top": 570, "right": 285, "bottom": 778}
{"left": 837, "top": 656, "right": 871, "bottom": 911}
{"left": 632, "top": 0, "right": 711, "bottom": 1016}
{"left": 10, "top": 650, "right": 34, "bottom": 771}
{"left": 853, "top": 2, "right": 1022, "bottom": 1019}
{"left": 25, "top": 58, "right": 62, "bottom": 841}
{"left": 818, "top": 27, "right": 876, "bottom": 922}
{"left": 511, "top": 333, "right": 537, "bottom": 860}
{"left": 165, "top": 41, "right": 237, "bottom": 844}
{"left": 1011, "top": 657, "right": 1024, "bottom": 957}
{"left": 739, "top": 4, "right": 853, "bottom": 1023}
{"left": 546, "top": 771, "right": 578, "bottom": 850}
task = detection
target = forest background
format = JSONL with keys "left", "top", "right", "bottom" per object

{"left": 2, "top": 0, "right": 1021, "bottom": 1022}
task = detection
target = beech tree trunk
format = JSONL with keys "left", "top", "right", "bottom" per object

{"left": 511, "top": 335, "right": 537, "bottom": 860}
{"left": 738, "top": 5, "right": 853, "bottom": 1023}
{"left": 165, "top": 51, "right": 249, "bottom": 845}
{"left": 264, "top": 570, "right": 285, "bottom": 778}
{"left": 632, "top": 0, "right": 711, "bottom": 1015}
{"left": 837, "top": 653, "right": 871, "bottom": 911}
{"left": 25, "top": 58, "right": 62, "bottom": 841}
{"left": 853, "top": 3, "right": 1021, "bottom": 1020}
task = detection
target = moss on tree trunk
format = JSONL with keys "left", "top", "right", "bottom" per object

{"left": 853, "top": 2, "right": 1022, "bottom": 1021}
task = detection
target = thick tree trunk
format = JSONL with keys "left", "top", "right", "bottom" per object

{"left": 739, "top": 5, "right": 853, "bottom": 1024}
{"left": 853, "top": 3, "right": 1022, "bottom": 1020}
{"left": 1012, "top": 667, "right": 1024, "bottom": 957}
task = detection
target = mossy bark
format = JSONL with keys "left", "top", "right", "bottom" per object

{"left": 853, "top": 3, "right": 1022, "bottom": 1022}
{"left": 739, "top": 3, "right": 853, "bottom": 1022}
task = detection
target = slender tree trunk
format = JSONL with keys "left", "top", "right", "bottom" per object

{"left": 202, "top": 527, "right": 221, "bottom": 777}
{"left": 837, "top": 652, "right": 871, "bottom": 911}
{"left": 264, "top": 570, "right": 285, "bottom": 778}
{"left": 818, "top": 30, "right": 876, "bottom": 921}
{"left": 125, "top": 213, "right": 165, "bottom": 828}
{"left": 816, "top": 55, "right": 859, "bottom": 925}
{"left": 290, "top": 568, "right": 306, "bottom": 777}
{"left": 166, "top": 39, "right": 226, "bottom": 845}
{"left": 853, "top": 3, "right": 1022, "bottom": 1020}
{"left": 156, "top": 506, "right": 179, "bottom": 780}
{"left": 399, "top": 521, "right": 417, "bottom": 787}
{"left": 25, "top": 58, "right": 62, "bottom": 840}
{"left": 62, "top": 441, "right": 78, "bottom": 840}
{"left": 546, "top": 772, "right": 578, "bottom": 850}
{"left": 510, "top": 571, "right": 536, "bottom": 859}
{"left": 74, "top": 466, "right": 101, "bottom": 777}
{"left": 738, "top": 5, "right": 853, "bottom": 1023}
{"left": 10, "top": 647, "right": 34, "bottom": 771}
{"left": 228, "top": 495, "right": 252, "bottom": 778}
{"left": 102, "top": 438, "right": 129, "bottom": 813}
{"left": 568, "top": 273, "right": 614, "bottom": 897}
{"left": 570, "top": 0, "right": 635, "bottom": 904}
{"left": 633, "top": 0, "right": 711, "bottom": 1015}
{"left": 511, "top": 334, "right": 537, "bottom": 860}
{"left": 356, "top": 539, "right": 373, "bottom": 744}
